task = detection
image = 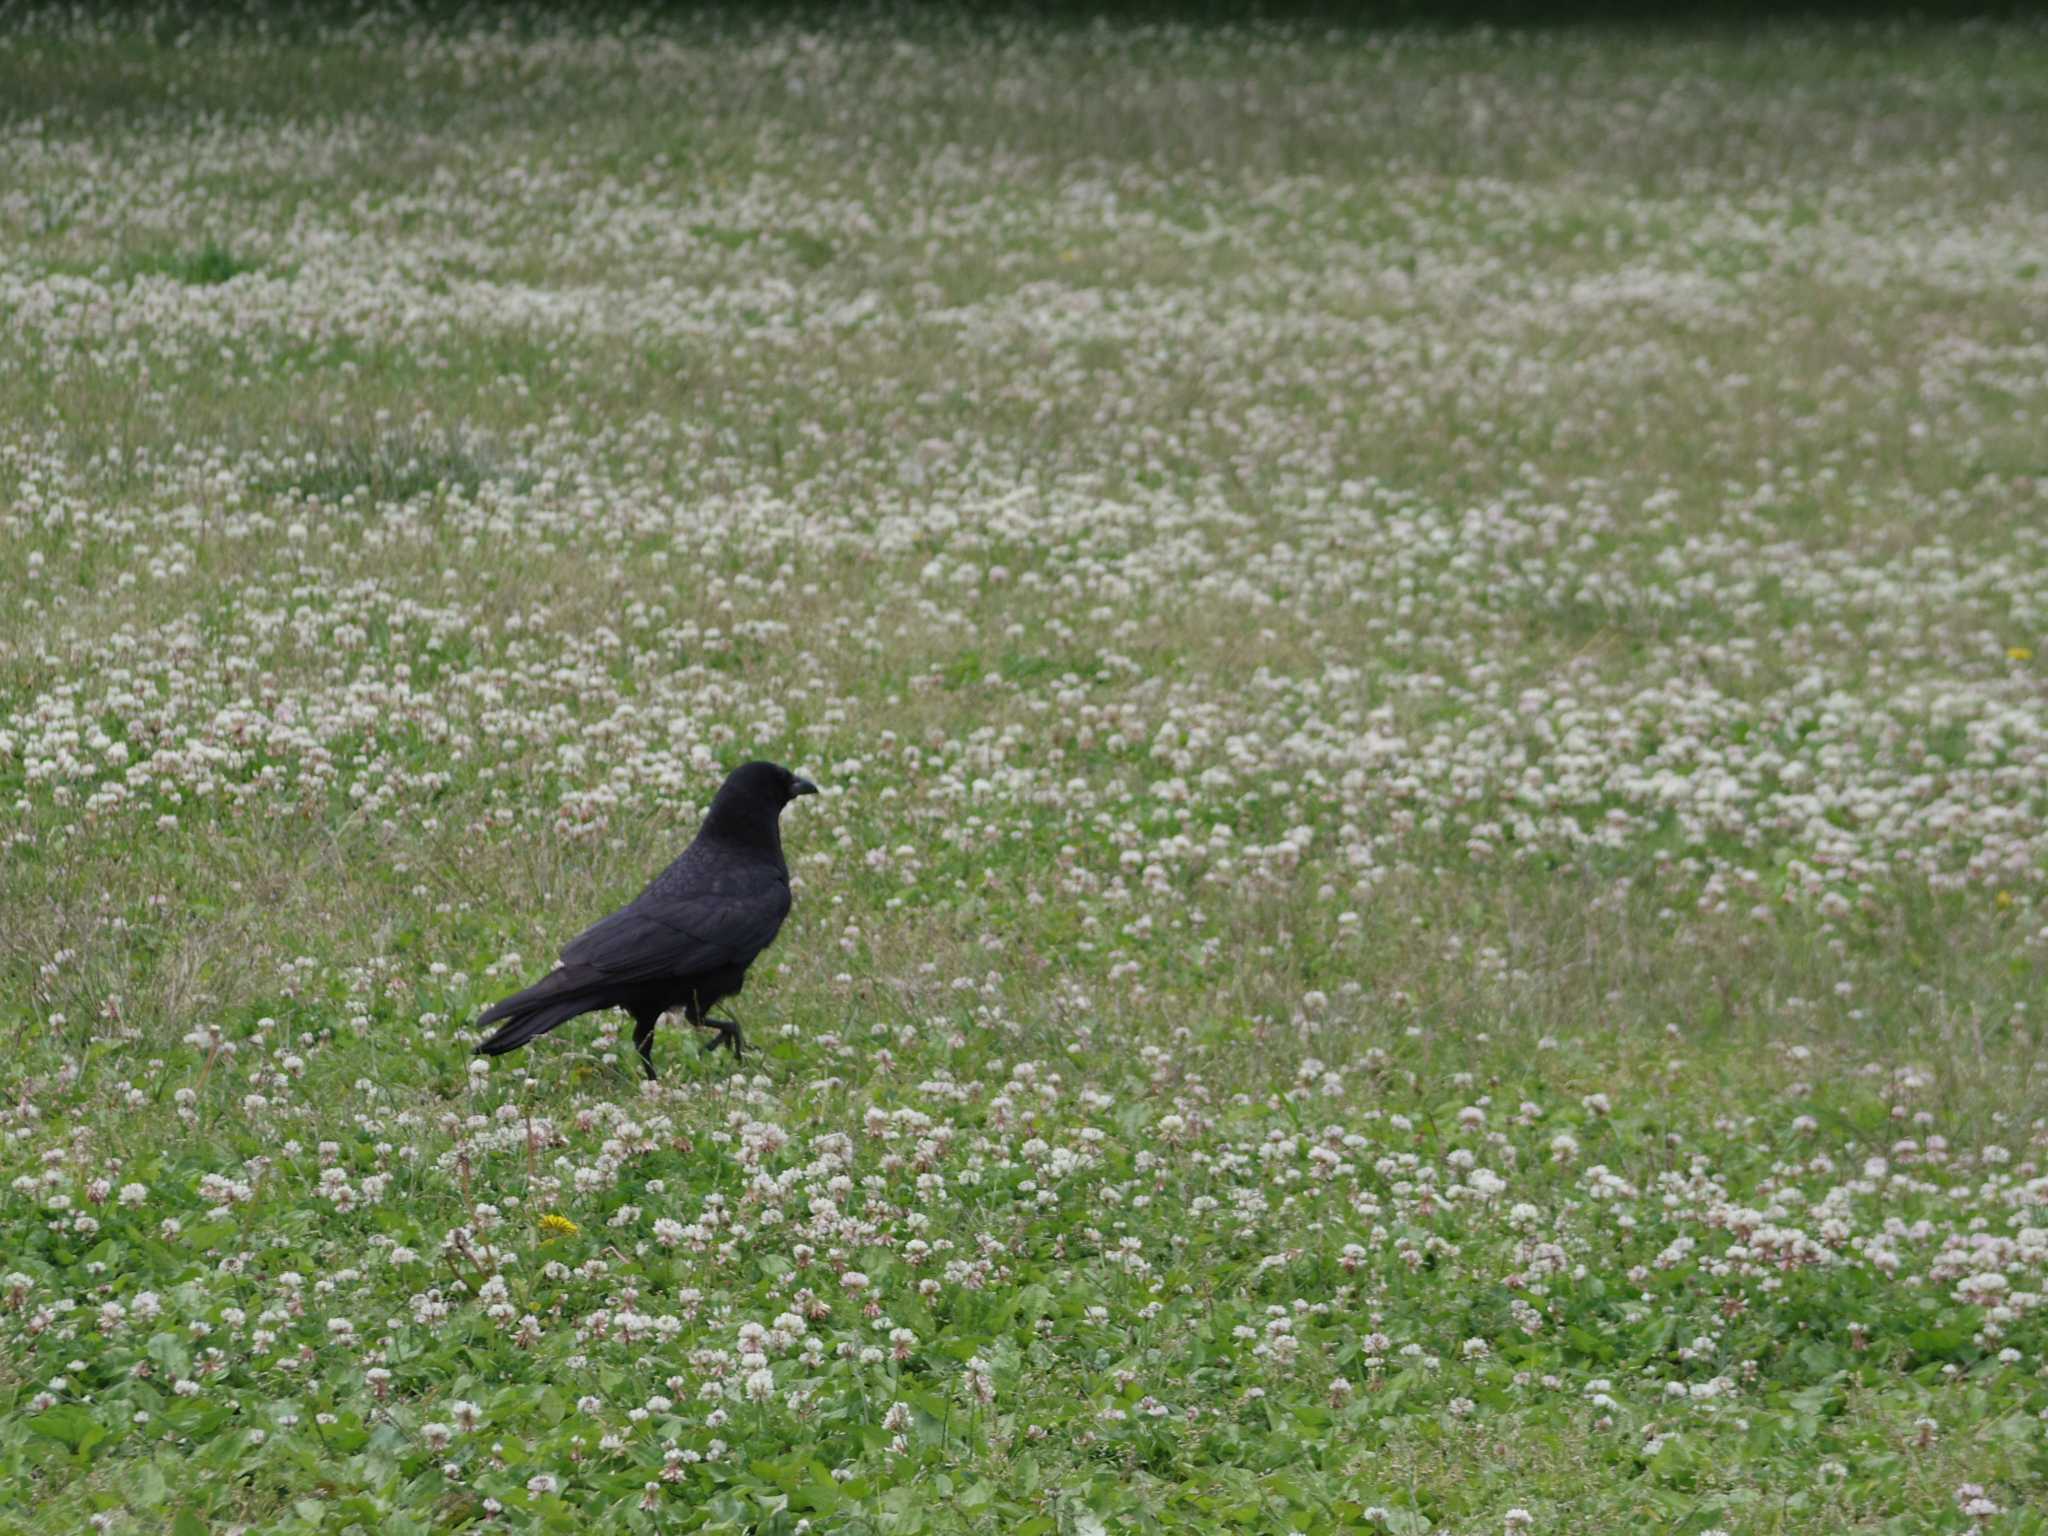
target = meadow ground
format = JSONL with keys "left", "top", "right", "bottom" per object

{"left": 3, "top": 6, "right": 2047, "bottom": 1532}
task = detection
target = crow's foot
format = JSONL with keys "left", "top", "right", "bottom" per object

{"left": 699, "top": 1017, "right": 746, "bottom": 1058}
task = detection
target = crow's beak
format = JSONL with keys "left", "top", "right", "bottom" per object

{"left": 791, "top": 778, "right": 819, "bottom": 798}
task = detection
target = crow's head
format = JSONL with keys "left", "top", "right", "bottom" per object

{"left": 698, "top": 760, "right": 818, "bottom": 855}
{"left": 709, "top": 760, "right": 819, "bottom": 818}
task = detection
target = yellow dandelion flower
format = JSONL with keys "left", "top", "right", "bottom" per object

{"left": 1996, "top": 890, "right": 2014, "bottom": 908}
{"left": 2008, "top": 646, "right": 2032, "bottom": 662}
{"left": 538, "top": 1213, "right": 580, "bottom": 1240}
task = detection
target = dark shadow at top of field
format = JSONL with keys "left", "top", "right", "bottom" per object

{"left": 17, "top": 0, "right": 2045, "bottom": 34}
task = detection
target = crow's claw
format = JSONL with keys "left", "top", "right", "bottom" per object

{"left": 699, "top": 1017, "right": 746, "bottom": 1058}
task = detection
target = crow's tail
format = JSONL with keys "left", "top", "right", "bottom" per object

{"left": 473, "top": 968, "right": 604, "bottom": 1058}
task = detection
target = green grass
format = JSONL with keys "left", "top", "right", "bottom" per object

{"left": 2, "top": 5, "right": 2047, "bottom": 1534}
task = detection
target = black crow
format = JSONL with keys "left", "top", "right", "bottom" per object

{"left": 473, "top": 760, "right": 816, "bottom": 1078}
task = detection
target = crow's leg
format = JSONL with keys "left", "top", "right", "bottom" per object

{"left": 632, "top": 1010, "right": 661, "bottom": 1081}
{"left": 698, "top": 1015, "right": 747, "bottom": 1058}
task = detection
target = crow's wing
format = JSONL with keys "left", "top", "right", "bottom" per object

{"left": 558, "top": 867, "right": 792, "bottom": 985}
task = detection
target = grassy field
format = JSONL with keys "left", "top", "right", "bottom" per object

{"left": 3, "top": 6, "right": 2047, "bottom": 1532}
